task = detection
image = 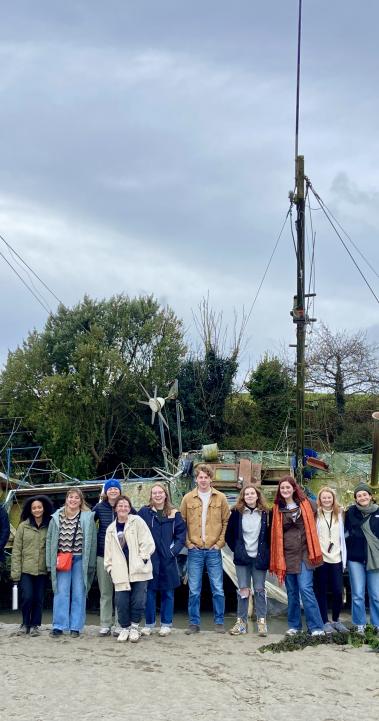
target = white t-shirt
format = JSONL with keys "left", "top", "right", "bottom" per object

{"left": 242, "top": 508, "right": 262, "bottom": 558}
{"left": 198, "top": 490, "right": 212, "bottom": 544}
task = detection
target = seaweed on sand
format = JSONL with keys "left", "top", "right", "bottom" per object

{"left": 258, "top": 625, "right": 379, "bottom": 654}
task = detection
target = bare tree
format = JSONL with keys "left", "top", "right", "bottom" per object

{"left": 306, "top": 322, "right": 379, "bottom": 420}
{"left": 192, "top": 294, "right": 246, "bottom": 363}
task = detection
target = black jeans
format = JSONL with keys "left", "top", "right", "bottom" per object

{"left": 115, "top": 581, "right": 147, "bottom": 628}
{"left": 20, "top": 573, "right": 47, "bottom": 627}
{"left": 313, "top": 561, "right": 343, "bottom": 623}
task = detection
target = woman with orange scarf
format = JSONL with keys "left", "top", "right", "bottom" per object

{"left": 270, "top": 476, "right": 325, "bottom": 636}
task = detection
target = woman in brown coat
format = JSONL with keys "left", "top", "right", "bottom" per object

{"left": 270, "top": 476, "right": 325, "bottom": 636}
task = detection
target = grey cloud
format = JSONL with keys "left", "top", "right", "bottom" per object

{"left": 0, "top": 1, "right": 378, "bottom": 371}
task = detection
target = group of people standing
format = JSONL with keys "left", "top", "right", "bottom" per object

{"left": 6, "top": 465, "right": 379, "bottom": 641}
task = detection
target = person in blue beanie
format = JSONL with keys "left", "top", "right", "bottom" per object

{"left": 93, "top": 479, "right": 123, "bottom": 636}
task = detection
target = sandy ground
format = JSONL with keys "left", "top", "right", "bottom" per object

{"left": 1, "top": 617, "right": 378, "bottom": 721}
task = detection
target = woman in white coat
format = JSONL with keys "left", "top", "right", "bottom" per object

{"left": 104, "top": 495, "right": 155, "bottom": 643}
{"left": 314, "top": 486, "right": 348, "bottom": 633}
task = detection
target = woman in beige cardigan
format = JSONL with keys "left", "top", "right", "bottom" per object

{"left": 104, "top": 495, "right": 155, "bottom": 643}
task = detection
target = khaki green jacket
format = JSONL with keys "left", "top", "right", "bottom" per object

{"left": 11, "top": 520, "right": 48, "bottom": 581}
{"left": 180, "top": 487, "right": 230, "bottom": 549}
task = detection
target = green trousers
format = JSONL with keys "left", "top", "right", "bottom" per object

{"left": 97, "top": 556, "right": 118, "bottom": 628}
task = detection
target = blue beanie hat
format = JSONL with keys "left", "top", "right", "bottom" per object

{"left": 104, "top": 479, "right": 122, "bottom": 494}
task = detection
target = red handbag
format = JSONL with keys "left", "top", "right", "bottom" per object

{"left": 56, "top": 551, "right": 73, "bottom": 571}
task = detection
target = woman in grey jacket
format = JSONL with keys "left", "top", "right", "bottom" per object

{"left": 46, "top": 488, "right": 97, "bottom": 637}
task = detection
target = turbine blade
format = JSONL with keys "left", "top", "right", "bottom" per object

{"left": 140, "top": 383, "right": 151, "bottom": 400}
{"left": 158, "top": 411, "right": 169, "bottom": 429}
{"left": 151, "top": 410, "right": 156, "bottom": 425}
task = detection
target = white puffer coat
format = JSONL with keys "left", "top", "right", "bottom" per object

{"left": 104, "top": 515, "right": 155, "bottom": 591}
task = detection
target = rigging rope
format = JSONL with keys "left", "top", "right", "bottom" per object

{"left": 243, "top": 207, "right": 292, "bottom": 332}
{"left": 307, "top": 183, "right": 379, "bottom": 305}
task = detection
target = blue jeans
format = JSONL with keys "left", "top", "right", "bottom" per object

{"left": 145, "top": 588, "right": 174, "bottom": 627}
{"left": 187, "top": 548, "right": 225, "bottom": 626}
{"left": 235, "top": 561, "right": 267, "bottom": 620}
{"left": 53, "top": 555, "right": 86, "bottom": 632}
{"left": 348, "top": 561, "right": 379, "bottom": 626}
{"left": 285, "top": 561, "right": 324, "bottom": 632}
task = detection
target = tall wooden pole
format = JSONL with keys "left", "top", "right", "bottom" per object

{"left": 294, "top": 155, "right": 305, "bottom": 484}
{"left": 371, "top": 411, "right": 379, "bottom": 487}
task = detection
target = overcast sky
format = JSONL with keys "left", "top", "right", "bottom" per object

{"left": 0, "top": 1, "right": 378, "bottom": 378}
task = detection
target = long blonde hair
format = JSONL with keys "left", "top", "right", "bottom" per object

{"left": 317, "top": 486, "right": 342, "bottom": 522}
{"left": 64, "top": 487, "right": 91, "bottom": 513}
{"left": 149, "top": 483, "right": 174, "bottom": 516}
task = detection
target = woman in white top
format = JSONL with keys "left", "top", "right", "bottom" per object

{"left": 314, "top": 486, "right": 348, "bottom": 633}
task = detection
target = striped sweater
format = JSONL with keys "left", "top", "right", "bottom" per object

{"left": 58, "top": 511, "right": 83, "bottom": 554}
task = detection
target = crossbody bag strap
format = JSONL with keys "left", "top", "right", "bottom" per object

{"left": 70, "top": 513, "right": 81, "bottom": 550}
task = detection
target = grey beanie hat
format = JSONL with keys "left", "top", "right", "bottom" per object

{"left": 353, "top": 482, "right": 373, "bottom": 498}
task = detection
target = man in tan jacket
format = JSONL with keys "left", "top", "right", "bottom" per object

{"left": 180, "top": 464, "right": 230, "bottom": 634}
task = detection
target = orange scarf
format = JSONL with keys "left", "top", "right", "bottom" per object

{"left": 269, "top": 499, "right": 323, "bottom": 584}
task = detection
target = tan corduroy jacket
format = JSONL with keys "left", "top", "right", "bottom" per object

{"left": 180, "top": 487, "right": 230, "bottom": 550}
{"left": 104, "top": 514, "right": 155, "bottom": 591}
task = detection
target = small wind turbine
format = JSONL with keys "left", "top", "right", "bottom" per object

{"left": 138, "top": 379, "right": 178, "bottom": 428}
{"left": 138, "top": 380, "right": 179, "bottom": 469}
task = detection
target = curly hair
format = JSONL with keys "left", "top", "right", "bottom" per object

{"left": 20, "top": 495, "right": 53, "bottom": 525}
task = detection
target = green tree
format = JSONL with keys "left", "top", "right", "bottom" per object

{"left": 246, "top": 355, "right": 295, "bottom": 444}
{"left": 177, "top": 348, "right": 238, "bottom": 449}
{"left": 173, "top": 298, "right": 243, "bottom": 450}
{"left": 0, "top": 295, "right": 186, "bottom": 477}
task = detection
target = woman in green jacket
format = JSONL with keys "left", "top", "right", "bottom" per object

{"left": 11, "top": 495, "right": 53, "bottom": 636}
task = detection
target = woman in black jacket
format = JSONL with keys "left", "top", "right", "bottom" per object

{"left": 345, "top": 482, "right": 379, "bottom": 634}
{"left": 226, "top": 484, "right": 269, "bottom": 637}
{"left": 138, "top": 483, "right": 186, "bottom": 637}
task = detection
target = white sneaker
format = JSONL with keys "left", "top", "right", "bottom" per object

{"left": 356, "top": 625, "right": 366, "bottom": 635}
{"left": 257, "top": 618, "right": 268, "bottom": 637}
{"left": 285, "top": 628, "right": 300, "bottom": 636}
{"left": 311, "top": 629, "right": 325, "bottom": 636}
{"left": 99, "top": 627, "right": 111, "bottom": 637}
{"left": 112, "top": 625, "right": 122, "bottom": 638}
{"left": 117, "top": 628, "right": 130, "bottom": 642}
{"left": 129, "top": 626, "right": 140, "bottom": 643}
{"left": 140, "top": 626, "right": 152, "bottom": 637}
{"left": 158, "top": 626, "right": 172, "bottom": 637}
